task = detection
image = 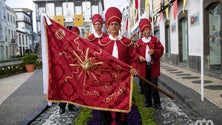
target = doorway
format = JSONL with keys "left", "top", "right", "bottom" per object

{"left": 178, "top": 11, "right": 188, "bottom": 65}
{"left": 165, "top": 20, "right": 171, "bottom": 59}
{"left": 204, "top": 1, "right": 222, "bottom": 73}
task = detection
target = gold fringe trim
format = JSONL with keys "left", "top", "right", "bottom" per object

{"left": 46, "top": 76, "right": 133, "bottom": 113}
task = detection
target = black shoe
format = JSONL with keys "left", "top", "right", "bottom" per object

{"left": 144, "top": 103, "right": 152, "bottom": 107}
{"left": 154, "top": 105, "right": 162, "bottom": 110}
{"left": 59, "top": 108, "right": 65, "bottom": 114}
{"left": 68, "top": 105, "right": 78, "bottom": 112}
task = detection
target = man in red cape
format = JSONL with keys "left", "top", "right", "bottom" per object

{"left": 98, "top": 7, "right": 137, "bottom": 125}
{"left": 42, "top": 15, "right": 136, "bottom": 113}
{"left": 86, "top": 13, "right": 108, "bottom": 45}
{"left": 135, "top": 18, "right": 164, "bottom": 110}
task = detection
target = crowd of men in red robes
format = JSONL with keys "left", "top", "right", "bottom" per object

{"left": 56, "top": 6, "right": 164, "bottom": 125}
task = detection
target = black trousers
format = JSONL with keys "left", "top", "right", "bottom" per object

{"left": 100, "top": 111, "right": 111, "bottom": 125}
{"left": 100, "top": 111, "right": 127, "bottom": 125}
{"left": 141, "top": 64, "right": 161, "bottom": 106}
{"left": 59, "top": 103, "right": 74, "bottom": 109}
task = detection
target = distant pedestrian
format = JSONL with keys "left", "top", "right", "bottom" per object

{"left": 70, "top": 26, "right": 80, "bottom": 36}
{"left": 135, "top": 18, "right": 164, "bottom": 110}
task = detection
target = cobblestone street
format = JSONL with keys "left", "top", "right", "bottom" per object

{"left": 29, "top": 104, "right": 80, "bottom": 125}
{"left": 2, "top": 0, "right": 222, "bottom": 124}
{"left": 1, "top": 68, "right": 220, "bottom": 125}
{"left": 30, "top": 93, "right": 199, "bottom": 125}
{"left": 155, "top": 97, "right": 197, "bottom": 125}
{"left": 29, "top": 77, "right": 201, "bottom": 125}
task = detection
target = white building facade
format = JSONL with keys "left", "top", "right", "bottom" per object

{"left": 14, "top": 8, "right": 34, "bottom": 56}
{"left": 34, "top": 0, "right": 103, "bottom": 38}
{"left": 0, "top": 0, "right": 7, "bottom": 60}
{"left": 127, "top": 0, "right": 222, "bottom": 79}
{"left": 6, "top": 6, "right": 17, "bottom": 59}
{"left": 156, "top": 0, "right": 222, "bottom": 79}
{"left": 0, "top": 0, "right": 17, "bottom": 60}
{"left": 0, "top": 0, "right": 34, "bottom": 60}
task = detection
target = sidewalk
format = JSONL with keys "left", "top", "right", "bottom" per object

{"left": 0, "top": 72, "right": 34, "bottom": 105}
{"left": 159, "top": 62, "right": 222, "bottom": 124}
{"left": 0, "top": 69, "right": 47, "bottom": 125}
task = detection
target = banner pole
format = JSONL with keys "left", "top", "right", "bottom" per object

{"left": 137, "top": 75, "right": 174, "bottom": 99}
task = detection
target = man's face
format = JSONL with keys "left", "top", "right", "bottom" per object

{"left": 107, "top": 22, "right": 121, "bottom": 35}
{"left": 142, "top": 28, "right": 152, "bottom": 37}
{"left": 93, "top": 22, "right": 102, "bottom": 31}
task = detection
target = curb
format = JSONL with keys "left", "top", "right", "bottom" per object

{"left": 159, "top": 73, "right": 222, "bottom": 124}
{"left": 159, "top": 74, "right": 201, "bottom": 118}
{"left": 19, "top": 101, "right": 48, "bottom": 125}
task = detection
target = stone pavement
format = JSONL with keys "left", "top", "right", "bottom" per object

{"left": 0, "top": 69, "right": 47, "bottom": 125}
{"left": 31, "top": 77, "right": 197, "bottom": 125}
{"left": 154, "top": 96, "right": 196, "bottom": 125}
{"left": 1, "top": 63, "right": 222, "bottom": 125}
{"left": 0, "top": 72, "right": 34, "bottom": 105}
{"left": 159, "top": 62, "right": 222, "bottom": 125}
{"left": 29, "top": 103, "right": 80, "bottom": 125}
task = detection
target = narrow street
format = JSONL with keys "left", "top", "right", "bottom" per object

{"left": 29, "top": 79, "right": 200, "bottom": 125}
{"left": 155, "top": 97, "right": 195, "bottom": 125}
{"left": 29, "top": 104, "right": 79, "bottom": 125}
{"left": 1, "top": 0, "right": 222, "bottom": 125}
{"left": 155, "top": 86, "right": 199, "bottom": 125}
{"left": 1, "top": 68, "right": 219, "bottom": 125}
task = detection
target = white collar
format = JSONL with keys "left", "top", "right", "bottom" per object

{"left": 142, "top": 36, "right": 151, "bottom": 43}
{"left": 94, "top": 32, "right": 102, "bottom": 38}
{"left": 109, "top": 34, "right": 122, "bottom": 40}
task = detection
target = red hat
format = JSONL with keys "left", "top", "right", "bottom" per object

{"left": 71, "top": 26, "right": 80, "bottom": 35}
{"left": 105, "top": 7, "right": 122, "bottom": 26}
{"left": 92, "top": 14, "right": 103, "bottom": 24}
{"left": 139, "top": 18, "right": 152, "bottom": 32}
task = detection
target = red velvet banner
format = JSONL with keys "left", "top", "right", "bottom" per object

{"left": 45, "top": 18, "right": 133, "bottom": 113}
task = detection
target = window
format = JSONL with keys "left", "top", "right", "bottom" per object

{"left": 7, "top": 13, "right": 9, "bottom": 21}
{"left": 10, "top": 15, "right": 12, "bottom": 23}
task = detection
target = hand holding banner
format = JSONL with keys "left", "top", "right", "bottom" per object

{"left": 42, "top": 16, "right": 133, "bottom": 113}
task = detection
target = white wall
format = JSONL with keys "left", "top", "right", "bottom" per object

{"left": 187, "top": 0, "right": 201, "bottom": 56}
{"left": 158, "top": 0, "right": 202, "bottom": 56}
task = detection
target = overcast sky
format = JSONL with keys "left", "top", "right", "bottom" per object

{"left": 6, "top": 0, "right": 35, "bottom": 9}
{"left": 6, "top": 0, "right": 37, "bottom": 32}
{"left": 104, "top": 0, "right": 128, "bottom": 11}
